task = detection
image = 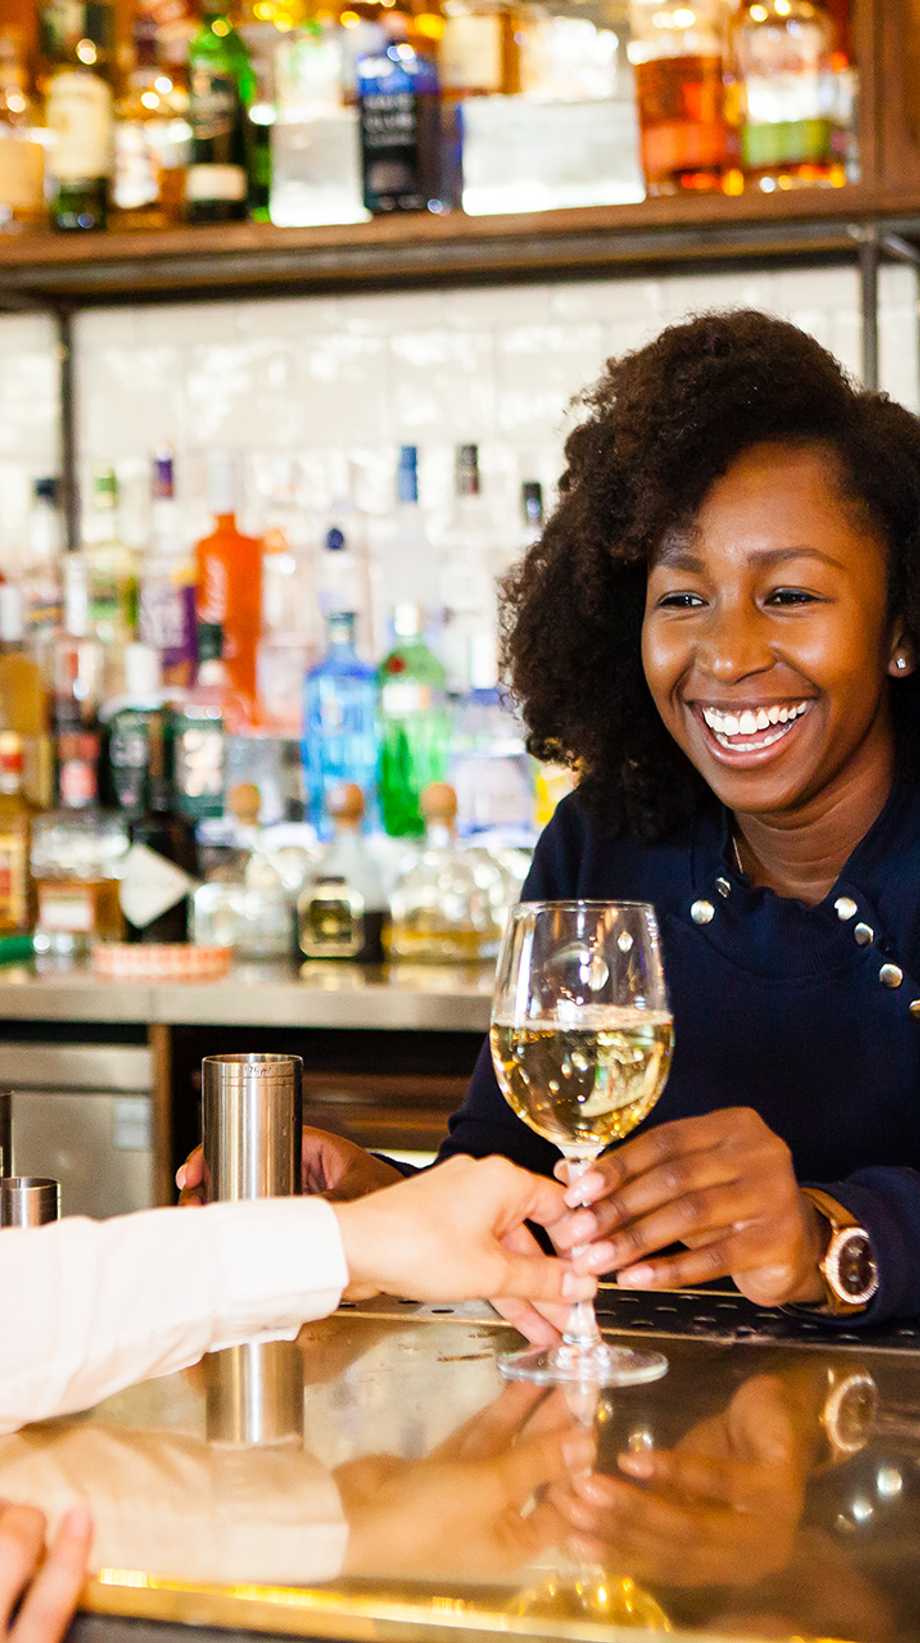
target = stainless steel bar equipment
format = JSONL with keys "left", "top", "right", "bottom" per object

{"left": 202, "top": 1054, "right": 303, "bottom": 1203}
{"left": 0, "top": 1090, "right": 10, "bottom": 1180}
{"left": 1, "top": 1176, "right": 61, "bottom": 1227}
{"left": 206, "top": 1341, "right": 304, "bottom": 1447}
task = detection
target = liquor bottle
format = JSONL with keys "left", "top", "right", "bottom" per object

{"left": 302, "top": 610, "right": 378, "bottom": 836}
{"left": 270, "top": 19, "right": 366, "bottom": 229}
{"left": 22, "top": 478, "right": 64, "bottom": 641}
{"left": 298, "top": 781, "right": 387, "bottom": 962}
{"left": 378, "top": 602, "right": 450, "bottom": 838}
{"left": 449, "top": 633, "right": 532, "bottom": 834}
{"left": 357, "top": 39, "right": 447, "bottom": 214}
{"left": 113, "top": 13, "right": 190, "bottom": 228}
{"left": 194, "top": 454, "right": 262, "bottom": 716}
{"left": 224, "top": 780, "right": 295, "bottom": 958}
{"left": 520, "top": 479, "right": 544, "bottom": 548}
{"left": 0, "top": 585, "right": 48, "bottom": 745}
{"left": 83, "top": 468, "right": 138, "bottom": 646}
{"left": 39, "top": 1, "right": 116, "bottom": 72}
{"left": 101, "top": 640, "right": 165, "bottom": 815}
{"left": 435, "top": 443, "right": 498, "bottom": 696}
{"left": 186, "top": 0, "right": 255, "bottom": 224}
{"left": 0, "top": 28, "right": 46, "bottom": 230}
{"left": 317, "top": 487, "right": 373, "bottom": 650}
{"left": 138, "top": 453, "right": 198, "bottom": 688}
{"left": 728, "top": 0, "right": 845, "bottom": 189}
{"left": 386, "top": 780, "right": 505, "bottom": 962}
{"left": 116, "top": 706, "right": 200, "bottom": 945}
{"left": 439, "top": 2, "right": 521, "bottom": 100}
{"left": 257, "top": 535, "right": 316, "bottom": 737}
{"left": 166, "top": 621, "right": 239, "bottom": 822}
{"left": 31, "top": 807, "right": 128, "bottom": 957}
{"left": 628, "top": 0, "right": 728, "bottom": 195}
{"left": 43, "top": 0, "right": 115, "bottom": 235}
{"left": 0, "top": 734, "right": 35, "bottom": 936}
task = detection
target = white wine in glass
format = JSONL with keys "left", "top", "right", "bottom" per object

{"left": 490, "top": 901, "right": 673, "bottom": 1387}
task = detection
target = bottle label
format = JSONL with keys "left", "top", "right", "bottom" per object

{"left": 37, "top": 883, "right": 95, "bottom": 934}
{"left": 381, "top": 678, "right": 433, "bottom": 716}
{"left": 197, "top": 554, "right": 229, "bottom": 625}
{"left": 119, "top": 842, "right": 196, "bottom": 930}
{"left": 0, "top": 831, "right": 28, "bottom": 929}
{"left": 299, "top": 884, "right": 366, "bottom": 959}
{"left": 440, "top": 16, "right": 503, "bottom": 92}
{"left": 185, "top": 162, "right": 246, "bottom": 202}
{"left": 171, "top": 719, "right": 225, "bottom": 818}
{"left": 139, "top": 579, "right": 197, "bottom": 676}
{"left": 58, "top": 752, "right": 99, "bottom": 809}
{"left": 47, "top": 72, "right": 114, "bottom": 183}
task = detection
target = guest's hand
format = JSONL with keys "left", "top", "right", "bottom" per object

{"left": 554, "top": 1108, "right": 825, "bottom": 1306}
{"left": 176, "top": 1125, "right": 403, "bottom": 1207}
{"left": 0, "top": 1502, "right": 92, "bottom": 1643}
{"left": 332, "top": 1154, "right": 597, "bottom": 1310}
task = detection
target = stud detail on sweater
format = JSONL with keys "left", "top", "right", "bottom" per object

{"left": 880, "top": 964, "right": 904, "bottom": 989}
{"left": 853, "top": 923, "right": 874, "bottom": 947}
{"left": 834, "top": 897, "right": 858, "bottom": 921}
{"left": 690, "top": 899, "right": 715, "bottom": 926}
{"left": 910, "top": 1000, "right": 920, "bottom": 1019}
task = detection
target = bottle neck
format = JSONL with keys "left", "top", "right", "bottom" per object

{"left": 328, "top": 613, "right": 357, "bottom": 649}
{"left": 426, "top": 820, "right": 454, "bottom": 849}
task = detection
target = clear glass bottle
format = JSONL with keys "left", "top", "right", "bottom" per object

{"left": 0, "top": 27, "right": 46, "bottom": 230}
{"left": 298, "top": 781, "right": 386, "bottom": 961}
{"left": 378, "top": 601, "right": 450, "bottom": 839}
{"left": 31, "top": 807, "right": 128, "bottom": 960}
{"left": 728, "top": 0, "right": 845, "bottom": 190}
{"left": 186, "top": 0, "right": 255, "bottom": 223}
{"left": 113, "top": 14, "right": 190, "bottom": 228}
{"left": 302, "top": 610, "right": 378, "bottom": 837}
{"left": 23, "top": 477, "right": 64, "bottom": 641}
{"left": 386, "top": 780, "right": 505, "bottom": 962}
{"left": 270, "top": 20, "right": 366, "bottom": 228}
{"left": 435, "top": 443, "right": 498, "bottom": 696}
{"left": 628, "top": 0, "right": 729, "bottom": 195}
{"left": 83, "top": 467, "right": 138, "bottom": 647}
{"left": 138, "top": 452, "right": 198, "bottom": 689}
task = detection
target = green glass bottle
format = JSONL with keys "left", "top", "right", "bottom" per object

{"left": 186, "top": 0, "right": 255, "bottom": 224}
{"left": 377, "top": 602, "right": 451, "bottom": 838}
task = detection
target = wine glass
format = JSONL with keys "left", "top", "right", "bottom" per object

{"left": 490, "top": 900, "right": 673, "bottom": 1387}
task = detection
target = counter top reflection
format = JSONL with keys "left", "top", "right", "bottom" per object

{"left": 3, "top": 1297, "right": 919, "bottom": 1643}
{"left": 0, "top": 963, "right": 495, "bottom": 1031}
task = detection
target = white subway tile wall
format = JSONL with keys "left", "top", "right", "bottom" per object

{"left": 0, "top": 261, "right": 916, "bottom": 572}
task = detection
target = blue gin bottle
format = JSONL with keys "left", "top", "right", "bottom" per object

{"left": 303, "top": 611, "right": 379, "bottom": 835}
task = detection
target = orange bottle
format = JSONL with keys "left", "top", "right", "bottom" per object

{"left": 194, "top": 454, "right": 263, "bottom": 718}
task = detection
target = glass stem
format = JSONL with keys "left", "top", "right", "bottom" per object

{"left": 561, "top": 1155, "right": 602, "bottom": 1354}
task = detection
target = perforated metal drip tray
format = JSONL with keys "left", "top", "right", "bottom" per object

{"left": 594, "top": 1286, "right": 920, "bottom": 1352}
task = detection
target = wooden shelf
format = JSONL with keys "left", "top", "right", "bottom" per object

{"left": 3, "top": 185, "right": 920, "bottom": 308}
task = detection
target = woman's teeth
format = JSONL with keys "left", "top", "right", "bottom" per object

{"left": 700, "top": 700, "right": 812, "bottom": 751}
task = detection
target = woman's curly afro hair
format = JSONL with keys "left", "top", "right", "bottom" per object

{"left": 501, "top": 308, "right": 920, "bottom": 841}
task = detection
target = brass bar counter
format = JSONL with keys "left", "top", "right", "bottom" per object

{"left": 3, "top": 1295, "right": 919, "bottom": 1643}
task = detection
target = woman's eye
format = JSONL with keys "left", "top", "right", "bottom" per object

{"left": 767, "top": 588, "right": 819, "bottom": 606}
{"left": 657, "top": 592, "right": 706, "bottom": 609}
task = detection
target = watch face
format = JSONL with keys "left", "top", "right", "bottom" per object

{"left": 827, "top": 1229, "right": 879, "bottom": 1305}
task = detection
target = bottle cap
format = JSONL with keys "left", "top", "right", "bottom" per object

{"left": 208, "top": 453, "right": 238, "bottom": 517}
{"left": 122, "top": 642, "right": 162, "bottom": 699}
{"left": 94, "top": 468, "right": 119, "bottom": 508}
{"left": 152, "top": 451, "right": 175, "bottom": 502}
{"left": 0, "top": 584, "right": 24, "bottom": 643}
{"left": 325, "top": 526, "right": 346, "bottom": 553}
{"left": 397, "top": 446, "right": 419, "bottom": 505}
{"left": 33, "top": 477, "right": 59, "bottom": 505}
{"left": 421, "top": 782, "right": 458, "bottom": 824}
{"left": 228, "top": 782, "right": 262, "bottom": 826}
{"left": 327, "top": 781, "right": 365, "bottom": 826}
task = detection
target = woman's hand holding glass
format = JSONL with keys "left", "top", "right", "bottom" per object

{"left": 552, "top": 1106, "right": 826, "bottom": 1306}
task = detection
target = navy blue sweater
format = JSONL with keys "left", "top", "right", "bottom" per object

{"left": 439, "top": 782, "right": 920, "bottom": 1325}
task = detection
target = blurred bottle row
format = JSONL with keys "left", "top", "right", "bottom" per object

{"left": 0, "top": 443, "right": 573, "bottom": 968}
{"left": 0, "top": 0, "right": 856, "bottom": 234}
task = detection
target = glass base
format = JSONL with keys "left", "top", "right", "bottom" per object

{"left": 498, "top": 1341, "right": 668, "bottom": 1388}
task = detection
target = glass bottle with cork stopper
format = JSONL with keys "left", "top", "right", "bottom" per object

{"left": 385, "top": 780, "right": 505, "bottom": 963}
{"left": 298, "top": 780, "right": 387, "bottom": 963}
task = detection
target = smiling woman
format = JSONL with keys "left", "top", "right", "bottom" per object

{"left": 433, "top": 311, "right": 920, "bottom": 1327}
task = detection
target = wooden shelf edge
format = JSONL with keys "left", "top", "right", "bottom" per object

{"left": 3, "top": 184, "right": 920, "bottom": 305}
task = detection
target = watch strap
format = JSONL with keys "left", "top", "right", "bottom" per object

{"left": 801, "top": 1187, "right": 877, "bottom": 1316}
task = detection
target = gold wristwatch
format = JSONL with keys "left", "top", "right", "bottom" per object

{"left": 801, "top": 1187, "right": 879, "bottom": 1316}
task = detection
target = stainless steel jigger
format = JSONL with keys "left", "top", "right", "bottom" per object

{"left": 0, "top": 1090, "right": 10, "bottom": 1181}
{"left": 1, "top": 1177, "right": 61, "bottom": 1227}
{"left": 202, "top": 1054, "right": 303, "bottom": 1203}
{"left": 202, "top": 1054, "right": 304, "bottom": 1447}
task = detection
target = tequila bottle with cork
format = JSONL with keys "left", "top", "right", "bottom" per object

{"left": 194, "top": 454, "right": 262, "bottom": 718}
{"left": 386, "top": 780, "right": 505, "bottom": 962}
{"left": 298, "top": 781, "right": 387, "bottom": 962}
{"left": 628, "top": 0, "right": 729, "bottom": 195}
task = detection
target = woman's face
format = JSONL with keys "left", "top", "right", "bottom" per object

{"left": 641, "top": 442, "right": 904, "bottom": 820}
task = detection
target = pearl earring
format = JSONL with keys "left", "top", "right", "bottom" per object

{"left": 897, "top": 656, "right": 909, "bottom": 671}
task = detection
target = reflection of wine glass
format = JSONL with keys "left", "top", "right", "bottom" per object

{"left": 490, "top": 901, "right": 673, "bottom": 1387}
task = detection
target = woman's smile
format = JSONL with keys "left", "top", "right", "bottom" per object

{"left": 688, "top": 697, "right": 816, "bottom": 767}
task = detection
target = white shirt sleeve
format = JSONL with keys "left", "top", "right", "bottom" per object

{"left": 0, "top": 1197, "right": 349, "bottom": 1434}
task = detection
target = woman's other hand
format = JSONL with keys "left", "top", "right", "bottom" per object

{"left": 0, "top": 1503, "right": 92, "bottom": 1643}
{"left": 554, "top": 1108, "right": 825, "bottom": 1306}
{"left": 176, "top": 1125, "right": 403, "bottom": 1206}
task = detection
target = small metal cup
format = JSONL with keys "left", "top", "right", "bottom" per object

{"left": 202, "top": 1054, "right": 303, "bottom": 1204}
{"left": 0, "top": 1091, "right": 10, "bottom": 1182}
{"left": 206, "top": 1341, "right": 304, "bottom": 1448}
{"left": 1, "top": 1176, "right": 61, "bottom": 1228}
